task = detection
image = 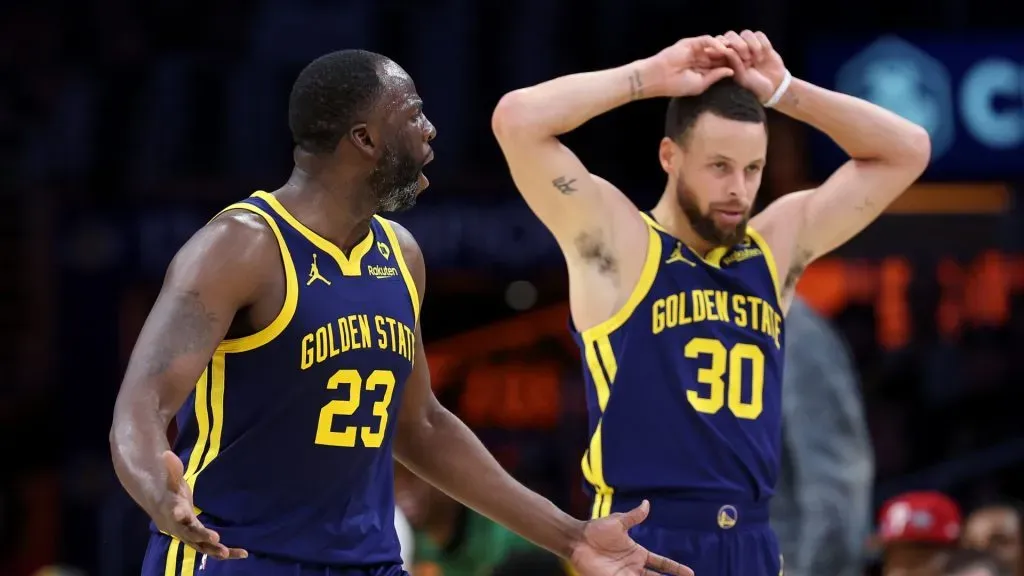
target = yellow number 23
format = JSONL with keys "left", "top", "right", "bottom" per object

{"left": 315, "top": 369, "right": 396, "bottom": 448}
{"left": 684, "top": 337, "right": 764, "bottom": 419}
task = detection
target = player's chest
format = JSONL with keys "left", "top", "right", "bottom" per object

{"left": 290, "top": 272, "right": 417, "bottom": 370}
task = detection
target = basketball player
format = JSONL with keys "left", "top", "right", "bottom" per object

{"left": 110, "top": 50, "right": 690, "bottom": 576}
{"left": 491, "top": 31, "right": 931, "bottom": 575}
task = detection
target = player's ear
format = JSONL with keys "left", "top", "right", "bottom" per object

{"left": 348, "top": 123, "right": 376, "bottom": 158}
{"left": 659, "top": 137, "right": 680, "bottom": 175}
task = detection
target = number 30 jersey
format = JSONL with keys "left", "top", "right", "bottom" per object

{"left": 166, "top": 192, "right": 418, "bottom": 568}
{"left": 573, "top": 212, "right": 786, "bottom": 519}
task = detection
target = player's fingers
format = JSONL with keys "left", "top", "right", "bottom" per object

{"left": 741, "top": 29, "right": 764, "bottom": 60}
{"left": 178, "top": 514, "right": 221, "bottom": 546}
{"left": 755, "top": 31, "right": 773, "bottom": 51}
{"left": 192, "top": 540, "right": 231, "bottom": 560}
{"left": 703, "top": 67, "right": 734, "bottom": 86}
{"left": 225, "top": 547, "right": 249, "bottom": 560}
{"left": 646, "top": 551, "right": 695, "bottom": 576}
{"left": 723, "top": 31, "right": 749, "bottom": 62}
{"left": 719, "top": 45, "right": 746, "bottom": 72}
{"left": 619, "top": 499, "right": 651, "bottom": 529}
{"left": 698, "top": 34, "right": 730, "bottom": 56}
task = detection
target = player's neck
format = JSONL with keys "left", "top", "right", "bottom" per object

{"left": 651, "top": 192, "right": 719, "bottom": 257}
{"left": 277, "top": 167, "right": 376, "bottom": 253}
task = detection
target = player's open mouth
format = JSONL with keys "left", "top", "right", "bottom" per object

{"left": 714, "top": 209, "right": 744, "bottom": 225}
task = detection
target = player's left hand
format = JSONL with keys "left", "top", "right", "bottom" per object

{"left": 716, "top": 30, "right": 789, "bottom": 104}
{"left": 569, "top": 500, "right": 695, "bottom": 576}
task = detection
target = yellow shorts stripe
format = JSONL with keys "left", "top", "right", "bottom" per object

{"left": 163, "top": 537, "right": 181, "bottom": 576}
{"left": 162, "top": 537, "right": 199, "bottom": 576}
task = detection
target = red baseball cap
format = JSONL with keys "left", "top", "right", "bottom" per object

{"left": 877, "top": 491, "right": 962, "bottom": 546}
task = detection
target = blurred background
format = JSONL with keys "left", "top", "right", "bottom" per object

{"left": 2, "top": 0, "right": 1022, "bottom": 575}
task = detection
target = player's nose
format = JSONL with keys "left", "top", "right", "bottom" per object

{"left": 423, "top": 117, "right": 436, "bottom": 142}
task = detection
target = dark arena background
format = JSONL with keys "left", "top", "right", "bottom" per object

{"left": 1, "top": 1, "right": 1022, "bottom": 575}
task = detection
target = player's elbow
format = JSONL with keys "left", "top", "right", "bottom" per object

{"left": 491, "top": 90, "right": 543, "bottom": 142}
{"left": 900, "top": 124, "right": 931, "bottom": 175}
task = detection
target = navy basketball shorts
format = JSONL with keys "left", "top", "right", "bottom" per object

{"left": 611, "top": 496, "right": 783, "bottom": 576}
{"left": 141, "top": 533, "right": 409, "bottom": 576}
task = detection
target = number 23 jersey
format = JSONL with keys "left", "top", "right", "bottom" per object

{"left": 167, "top": 192, "right": 418, "bottom": 567}
{"left": 573, "top": 212, "right": 786, "bottom": 517}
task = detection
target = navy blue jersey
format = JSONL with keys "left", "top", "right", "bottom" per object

{"left": 164, "top": 191, "right": 418, "bottom": 570}
{"left": 574, "top": 212, "right": 785, "bottom": 519}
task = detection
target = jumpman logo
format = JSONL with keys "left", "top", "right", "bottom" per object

{"left": 307, "top": 253, "right": 332, "bottom": 286}
{"left": 199, "top": 554, "right": 208, "bottom": 571}
{"left": 665, "top": 242, "right": 697, "bottom": 267}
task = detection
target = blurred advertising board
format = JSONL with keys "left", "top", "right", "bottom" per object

{"left": 805, "top": 34, "right": 1024, "bottom": 181}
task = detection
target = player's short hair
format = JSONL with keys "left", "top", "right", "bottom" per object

{"left": 944, "top": 548, "right": 1008, "bottom": 576}
{"left": 289, "top": 49, "right": 390, "bottom": 154}
{"left": 664, "top": 78, "right": 766, "bottom": 144}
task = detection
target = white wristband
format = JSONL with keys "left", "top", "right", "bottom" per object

{"left": 762, "top": 70, "right": 792, "bottom": 108}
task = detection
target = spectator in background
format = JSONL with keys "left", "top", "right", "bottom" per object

{"left": 962, "top": 501, "right": 1024, "bottom": 576}
{"left": 394, "top": 462, "right": 541, "bottom": 576}
{"left": 771, "top": 297, "right": 875, "bottom": 576}
{"left": 876, "top": 491, "right": 962, "bottom": 576}
{"left": 943, "top": 548, "right": 1010, "bottom": 576}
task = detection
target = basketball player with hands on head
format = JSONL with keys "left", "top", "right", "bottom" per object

{"left": 492, "top": 30, "right": 930, "bottom": 575}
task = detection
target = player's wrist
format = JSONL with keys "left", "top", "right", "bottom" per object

{"left": 630, "top": 57, "right": 669, "bottom": 100}
{"left": 761, "top": 69, "right": 793, "bottom": 108}
{"left": 562, "top": 517, "right": 588, "bottom": 560}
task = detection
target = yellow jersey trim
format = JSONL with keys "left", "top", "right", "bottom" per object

{"left": 210, "top": 202, "right": 298, "bottom": 354}
{"left": 579, "top": 218, "right": 663, "bottom": 342}
{"left": 253, "top": 191, "right": 374, "bottom": 276}
{"left": 745, "top": 227, "right": 782, "bottom": 305}
{"left": 580, "top": 333, "right": 620, "bottom": 519}
{"left": 374, "top": 216, "right": 421, "bottom": 326}
{"left": 640, "top": 212, "right": 728, "bottom": 268}
{"left": 181, "top": 351, "right": 227, "bottom": 508}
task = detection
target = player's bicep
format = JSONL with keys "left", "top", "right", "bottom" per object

{"left": 492, "top": 111, "right": 642, "bottom": 252}
{"left": 118, "top": 216, "right": 271, "bottom": 418}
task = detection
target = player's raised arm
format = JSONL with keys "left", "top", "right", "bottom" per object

{"left": 726, "top": 31, "right": 931, "bottom": 306}
{"left": 492, "top": 36, "right": 733, "bottom": 327}
{"left": 109, "top": 212, "right": 278, "bottom": 560}
{"left": 386, "top": 222, "right": 692, "bottom": 576}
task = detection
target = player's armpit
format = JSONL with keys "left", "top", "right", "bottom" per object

{"left": 110, "top": 211, "right": 279, "bottom": 513}
{"left": 752, "top": 151, "right": 929, "bottom": 310}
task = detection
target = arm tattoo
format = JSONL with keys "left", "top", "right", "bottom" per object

{"left": 144, "top": 290, "right": 219, "bottom": 376}
{"left": 853, "top": 195, "right": 877, "bottom": 213}
{"left": 629, "top": 69, "right": 644, "bottom": 101}
{"left": 552, "top": 176, "right": 578, "bottom": 195}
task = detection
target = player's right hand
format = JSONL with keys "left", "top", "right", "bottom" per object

{"left": 646, "top": 35, "right": 735, "bottom": 98}
{"left": 151, "top": 451, "right": 249, "bottom": 560}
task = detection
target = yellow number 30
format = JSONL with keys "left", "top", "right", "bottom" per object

{"left": 684, "top": 338, "right": 764, "bottom": 419}
{"left": 315, "top": 369, "right": 396, "bottom": 448}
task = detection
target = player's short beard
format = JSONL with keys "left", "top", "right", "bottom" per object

{"left": 675, "top": 173, "right": 748, "bottom": 247}
{"left": 368, "top": 142, "right": 421, "bottom": 213}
